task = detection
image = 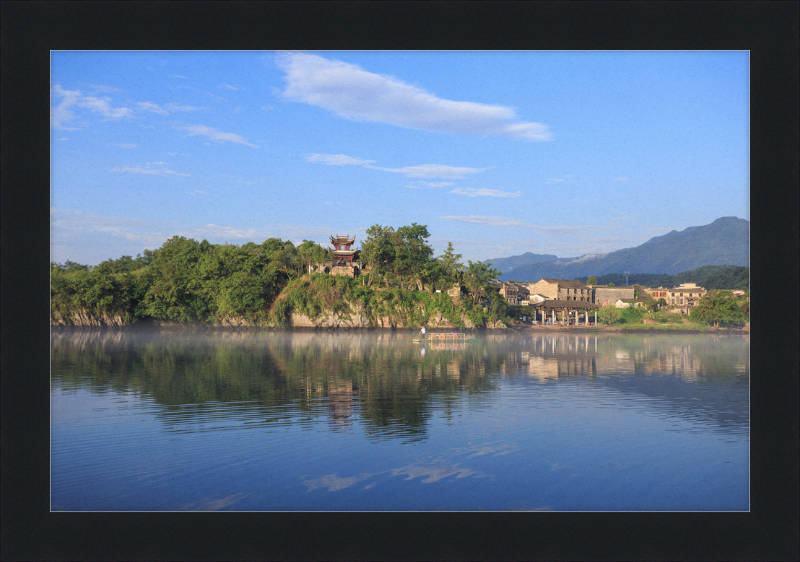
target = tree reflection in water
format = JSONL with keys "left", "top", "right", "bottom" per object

{"left": 51, "top": 328, "right": 748, "bottom": 440}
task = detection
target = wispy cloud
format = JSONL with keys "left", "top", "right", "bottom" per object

{"left": 83, "top": 83, "right": 122, "bottom": 93}
{"left": 110, "top": 143, "right": 139, "bottom": 148}
{"left": 276, "top": 52, "right": 552, "bottom": 141}
{"left": 51, "top": 84, "right": 133, "bottom": 129}
{"left": 109, "top": 162, "right": 190, "bottom": 177}
{"left": 51, "top": 208, "right": 158, "bottom": 233}
{"left": 224, "top": 84, "right": 241, "bottom": 90}
{"left": 546, "top": 174, "right": 573, "bottom": 184}
{"left": 557, "top": 253, "right": 608, "bottom": 265}
{"left": 189, "top": 191, "right": 205, "bottom": 196}
{"left": 441, "top": 215, "right": 532, "bottom": 228}
{"left": 138, "top": 101, "right": 207, "bottom": 115}
{"left": 366, "top": 164, "right": 490, "bottom": 179}
{"left": 305, "top": 153, "right": 488, "bottom": 180}
{"left": 405, "top": 181, "right": 455, "bottom": 190}
{"left": 305, "top": 153, "right": 375, "bottom": 166}
{"left": 440, "top": 215, "right": 615, "bottom": 233}
{"left": 178, "top": 124, "right": 260, "bottom": 148}
{"left": 171, "top": 75, "right": 187, "bottom": 79}
{"left": 137, "top": 101, "right": 169, "bottom": 115}
{"left": 450, "top": 187, "right": 522, "bottom": 198}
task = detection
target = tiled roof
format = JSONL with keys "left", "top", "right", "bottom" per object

{"left": 530, "top": 299, "right": 600, "bottom": 309}
{"left": 540, "top": 278, "right": 590, "bottom": 289}
{"left": 668, "top": 287, "right": 706, "bottom": 293}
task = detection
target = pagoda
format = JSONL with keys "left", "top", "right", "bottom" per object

{"left": 326, "top": 234, "right": 360, "bottom": 277}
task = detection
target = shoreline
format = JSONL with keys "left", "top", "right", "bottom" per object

{"left": 51, "top": 323, "right": 749, "bottom": 335}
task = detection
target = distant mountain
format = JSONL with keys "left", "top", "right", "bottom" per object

{"left": 482, "top": 252, "right": 558, "bottom": 274}
{"left": 488, "top": 217, "right": 749, "bottom": 281}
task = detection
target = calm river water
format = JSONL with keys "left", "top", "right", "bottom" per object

{"left": 51, "top": 329, "right": 749, "bottom": 511}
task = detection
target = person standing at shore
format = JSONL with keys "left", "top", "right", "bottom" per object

{"left": 419, "top": 326, "right": 426, "bottom": 338}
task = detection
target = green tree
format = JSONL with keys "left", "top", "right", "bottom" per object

{"left": 361, "top": 224, "right": 396, "bottom": 286}
{"left": 393, "top": 223, "right": 434, "bottom": 290}
{"left": 587, "top": 275, "right": 597, "bottom": 285}
{"left": 690, "top": 290, "right": 747, "bottom": 327}
{"left": 608, "top": 281, "right": 615, "bottom": 287}
{"left": 463, "top": 261, "right": 500, "bottom": 305}
{"left": 598, "top": 305, "right": 621, "bottom": 325}
{"left": 437, "top": 242, "right": 464, "bottom": 284}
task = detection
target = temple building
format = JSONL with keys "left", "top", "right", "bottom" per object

{"left": 308, "top": 234, "right": 361, "bottom": 277}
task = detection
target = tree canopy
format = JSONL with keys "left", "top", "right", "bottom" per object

{"left": 690, "top": 290, "right": 748, "bottom": 327}
{"left": 51, "top": 224, "right": 510, "bottom": 327}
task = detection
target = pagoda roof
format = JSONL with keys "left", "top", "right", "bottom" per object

{"left": 331, "top": 234, "right": 355, "bottom": 244}
{"left": 328, "top": 249, "right": 358, "bottom": 256}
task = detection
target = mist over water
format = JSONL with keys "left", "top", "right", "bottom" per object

{"left": 51, "top": 329, "right": 749, "bottom": 511}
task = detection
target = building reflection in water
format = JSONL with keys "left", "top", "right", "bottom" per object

{"left": 327, "top": 377, "right": 358, "bottom": 431}
{"left": 51, "top": 329, "right": 748, "bottom": 439}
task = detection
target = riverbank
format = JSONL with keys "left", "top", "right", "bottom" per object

{"left": 51, "top": 322, "right": 749, "bottom": 335}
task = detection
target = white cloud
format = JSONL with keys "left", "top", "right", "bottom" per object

{"left": 412, "top": 181, "right": 453, "bottom": 188}
{"left": 164, "top": 103, "right": 206, "bottom": 112}
{"left": 178, "top": 124, "right": 260, "bottom": 148}
{"left": 224, "top": 84, "right": 241, "bottom": 90}
{"left": 189, "top": 191, "right": 205, "bottom": 196}
{"left": 110, "top": 143, "right": 138, "bottom": 148}
{"left": 366, "top": 163, "right": 490, "bottom": 179}
{"left": 138, "top": 101, "right": 205, "bottom": 115}
{"left": 55, "top": 137, "right": 69, "bottom": 141}
{"left": 450, "top": 187, "right": 522, "bottom": 198}
{"left": 137, "top": 101, "right": 169, "bottom": 115}
{"left": 440, "top": 216, "right": 615, "bottom": 233}
{"left": 614, "top": 176, "right": 628, "bottom": 182}
{"left": 304, "top": 153, "right": 487, "bottom": 179}
{"left": 441, "top": 215, "right": 532, "bottom": 228}
{"left": 51, "top": 208, "right": 158, "bottom": 232}
{"left": 305, "top": 153, "right": 375, "bottom": 166}
{"left": 276, "top": 52, "right": 552, "bottom": 141}
{"left": 171, "top": 75, "right": 187, "bottom": 79}
{"left": 83, "top": 83, "right": 122, "bottom": 93}
{"left": 546, "top": 174, "right": 574, "bottom": 184}
{"left": 557, "top": 253, "right": 608, "bottom": 265}
{"left": 109, "top": 162, "right": 190, "bottom": 177}
{"left": 51, "top": 84, "right": 132, "bottom": 129}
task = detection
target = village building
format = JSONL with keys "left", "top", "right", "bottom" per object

{"left": 521, "top": 293, "right": 547, "bottom": 306}
{"left": 645, "top": 287, "right": 670, "bottom": 300}
{"left": 524, "top": 278, "right": 593, "bottom": 302}
{"left": 497, "top": 282, "right": 530, "bottom": 305}
{"left": 665, "top": 283, "right": 706, "bottom": 313}
{"left": 527, "top": 298, "right": 601, "bottom": 325}
{"left": 589, "top": 284, "right": 635, "bottom": 305}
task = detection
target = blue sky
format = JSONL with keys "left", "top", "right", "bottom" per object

{"left": 51, "top": 51, "right": 749, "bottom": 265}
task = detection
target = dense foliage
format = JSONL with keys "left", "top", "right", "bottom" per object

{"left": 51, "top": 225, "right": 509, "bottom": 327}
{"left": 690, "top": 290, "right": 748, "bottom": 327}
{"left": 575, "top": 265, "right": 749, "bottom": 292}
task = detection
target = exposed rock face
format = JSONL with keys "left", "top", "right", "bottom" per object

{"left": 216, "top": 315, "right": 257, "bottom": 327}
{"left": 291, "top": 312, "right": 371, "bottom": 328}
{"left": 51, "top": 310, "right": 128, "bottom": 327}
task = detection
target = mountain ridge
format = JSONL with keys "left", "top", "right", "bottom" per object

{"left": 486, "top": 217, "right": 749, "bottom": 281}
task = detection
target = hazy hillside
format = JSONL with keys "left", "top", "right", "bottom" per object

{"left": 483, "top": 252, "right": 558, "bottom": 274}
{"left": 490, "top": 217, "right": 749, "bottom": 281}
